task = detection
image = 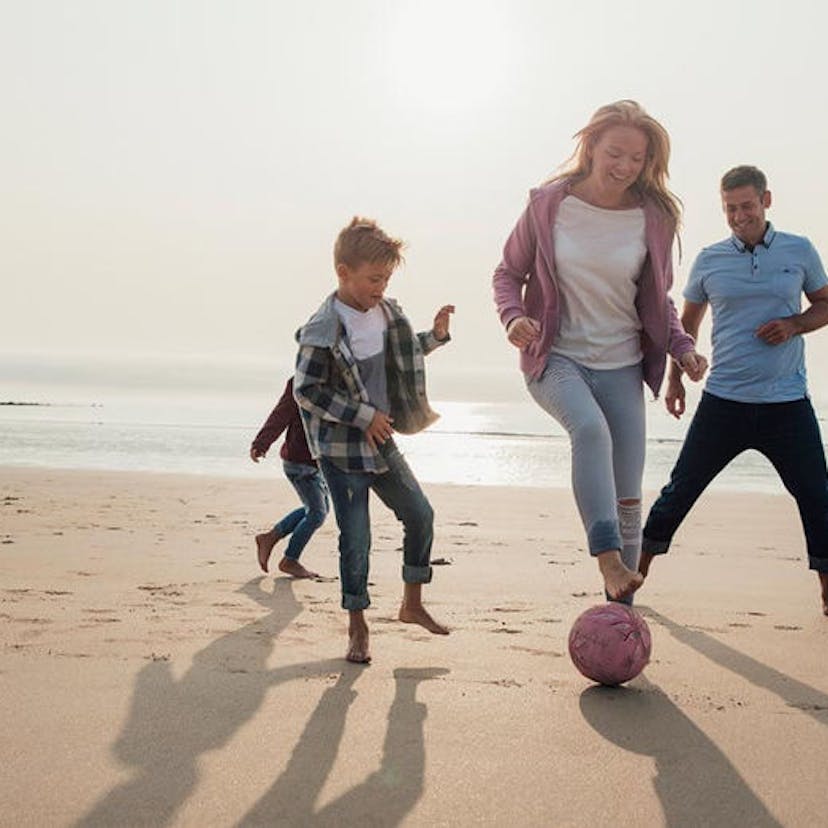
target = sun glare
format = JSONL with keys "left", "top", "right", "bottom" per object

{"left": 386, "top": 4, "right": 514, "bottom": 113}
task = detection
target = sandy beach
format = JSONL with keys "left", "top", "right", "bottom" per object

{"left": 2, "top": 465, "right": 827, "bottom": 827}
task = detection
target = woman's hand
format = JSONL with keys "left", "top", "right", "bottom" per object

{"left": 506, "top": 316, "right": 541, "bottom": 349}
{"left": 679, "top": 350, "right": 708, "bottom": 382}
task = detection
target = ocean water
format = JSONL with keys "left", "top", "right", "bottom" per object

{"left": 3, "top": 354, "right": 824, "bottom": 494}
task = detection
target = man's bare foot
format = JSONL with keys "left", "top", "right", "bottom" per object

{"left": 598, "top": 550, "right": 644, "bottom": 601}
{"left": 347, "top": 612, "right": 371, "bottom": 663}
{"left": 819, "top": 572, "right": 828, "bottom": 617}
{"left": 255, "top": 529, "right": 281, "bottom": 573}
{"left": 638, "top": 551, "right": 655, "bottom": 578}
{"left": 277, "top": 557, "right": 318, "bottom": 579}
{"left": 398, "top": 604, "right": 450, "bottom": 635}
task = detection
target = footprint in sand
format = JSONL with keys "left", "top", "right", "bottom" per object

{"left": 485, "top": 678, "right": 523, "bottom": 688}
{"left": 508, "top": 644, "right": 563, "bottom": 657}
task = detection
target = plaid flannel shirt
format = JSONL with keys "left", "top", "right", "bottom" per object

{"left": 294, "top": 293, "right": 448, "bottom": 473}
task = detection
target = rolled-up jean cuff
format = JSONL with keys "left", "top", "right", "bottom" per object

{"left": 808, "top": 555, "right": 828, "bottom": 573}
{"left": 342, "top": 592, "right": 370, "bottom": 611}
{"left": 641, "top": 538, "right": 670, "bottom": 556}
{"left": 402, "top": 565, "right": 432, "bottom": 584}
{"left": 587, "top": 520, "right": 622, "bottom": 556}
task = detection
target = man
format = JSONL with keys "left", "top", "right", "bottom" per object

{"left": 639, "top": 165, "right": 828, "bottom": 614}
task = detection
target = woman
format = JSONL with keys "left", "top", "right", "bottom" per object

{"left": 493, "top": 100, "right": 706, "bottom": 602}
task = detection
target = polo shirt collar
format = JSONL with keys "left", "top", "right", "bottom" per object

{"left": 731, "top": 222, "right": 776, "bottom": 252}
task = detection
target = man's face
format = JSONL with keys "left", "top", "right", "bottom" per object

{"left": 722, "top": 184, "right": 771, "bottom": 246}
{"left": 336, "top": 260, "right": 394, "bottom": 311}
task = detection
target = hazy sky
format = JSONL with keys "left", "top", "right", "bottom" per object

{"left": 3, "top": 0, "right": 828, "bottom": 398}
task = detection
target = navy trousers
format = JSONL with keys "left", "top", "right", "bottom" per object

{"left": 643, "top": 392, "right": 828, "bottom": 572}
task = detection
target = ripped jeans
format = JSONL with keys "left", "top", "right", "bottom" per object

{"left": 528, "top": 355, "right": 646, "bottom": 581}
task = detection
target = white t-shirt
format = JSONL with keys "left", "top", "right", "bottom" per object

{"left": 333, "top": 299, "right": 386, "bottom": 359}
{"left": 551, "top": 195, "right": 647, "bottom": 368}
{"left": 334, "top": 299, "right": 389, "bottom": 411}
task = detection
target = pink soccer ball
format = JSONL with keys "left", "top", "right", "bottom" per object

{"left": 568, "top": 603, "right": 652, "bottom": 686}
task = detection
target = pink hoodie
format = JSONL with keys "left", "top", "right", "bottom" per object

{"left": 493, "top": 179, "right": 695, "bottom": 397}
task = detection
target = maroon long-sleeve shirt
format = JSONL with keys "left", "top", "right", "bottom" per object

{"left": 250, "top": 377, "right": 315, "bottom": 465}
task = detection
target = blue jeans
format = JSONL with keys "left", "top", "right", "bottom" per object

{"left": 274, "top": 461, "right": 330, "bottom": 561}
{"left": 527, "top": 355, "right": 646, "bottom": 567}
{"left": 320, "top": 442, "right": 434, "bottom": 611}
{"left": 643, "top": 392, "right": 828, "bottom": 572}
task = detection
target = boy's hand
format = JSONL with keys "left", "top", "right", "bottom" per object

{"left": 250, "top": 447, "right": 266, "bottom": 463}
{"left": 365, "top": 411, "right": 394, "bottom": 450}
{"left": 433, "top": 304, "right": 455, "bottom": 341}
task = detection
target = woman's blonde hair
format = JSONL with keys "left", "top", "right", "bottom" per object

{"left": 548, "top": 100, "right": 682, "bottom": 230}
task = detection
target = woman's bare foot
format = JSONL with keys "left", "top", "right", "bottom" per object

{"left": 598, "top": 550, "right": 644, "bottom": 601}
{"left": 255, "top": 529, "right": 282, "bottom": 573}
{"left": 638, "top": 551, "right": 655, "bottom": 578}
{"left": 347, "top": 612, "right": 371, "bottom": 663}
{"left": 277, "top": 557, "right": 318, "bottom": 579}
{"left": 819, "top": 572, "right": 828, "bottom": 616}
{"left": 398, "top": 604, "right": 450, "bottom": 634}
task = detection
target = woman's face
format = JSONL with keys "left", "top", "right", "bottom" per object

{"left": 587, "top": 125, "right": 648, "bottom": 194}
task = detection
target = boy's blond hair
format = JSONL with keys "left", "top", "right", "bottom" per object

{"left": 334, "top": 217, "right": 405, "bottom": 269}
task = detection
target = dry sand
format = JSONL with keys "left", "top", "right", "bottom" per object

{"left": 1, "top": 466, "right": 827, "bottom": 827}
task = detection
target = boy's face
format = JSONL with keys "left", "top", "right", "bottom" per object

{"left": 335, "top": 260, "right": 394, "bottom": 312}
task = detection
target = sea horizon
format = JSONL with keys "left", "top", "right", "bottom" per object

{"left": 4, "top": 351, "right": 827, "bottom": 494}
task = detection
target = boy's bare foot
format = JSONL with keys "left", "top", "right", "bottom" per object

{"left": 399, "top": 582, "right": 449, "bottom": 634}
{"left": 819, "top": 572, "right": 828, "bottom": 616}
{"left": 598, "top": 550, "right": 644, "bottom": 601}
{"left": 638, "top": 551, "right": 655, "bottom": 578}
{"left": 398, "top": 604, "right": 450, "bottom": 635}
{"left": 255, "top": 529, "right": 282, "bottom": 573}
{"left": 277, "top": 557, "right": 318, "bottom": 579}
{"left": 347, "top": 612, "right": 371, "bottom": 663}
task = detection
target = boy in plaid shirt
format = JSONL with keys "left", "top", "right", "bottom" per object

{"left": 294, "top": 217, "right": 454, "bottom": 663}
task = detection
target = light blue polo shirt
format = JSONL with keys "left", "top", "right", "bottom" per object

{"left": 685, "top": 223, "right": 827, "bottom": 403}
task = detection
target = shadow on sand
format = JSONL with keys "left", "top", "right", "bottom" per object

{"left": 76, "top": 577, "right": 447, "bottom": 827}
{"left": 579, "top": 676, "right": 781, "bottom": 827}
{"left": 643, "top": 606, "right": 828, "bottom": 719}
{"left": 580, "top": 605, "right": 828, "bottom": 826}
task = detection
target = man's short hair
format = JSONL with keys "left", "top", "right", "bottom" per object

{"left": 334, "top": 217, "right": 404, "bottom": 269}
{"left": 720, "top": 165, "right": 767, "bottom": 195}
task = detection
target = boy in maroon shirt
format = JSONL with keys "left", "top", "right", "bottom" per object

{"left": 250, "top": 376, "right": 329, "bottom": 578}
